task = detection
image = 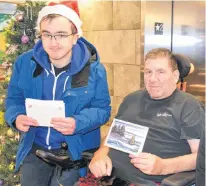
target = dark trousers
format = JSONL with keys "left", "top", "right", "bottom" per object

{"left": 20, "top": 151, "right": 80, "bottom": 186}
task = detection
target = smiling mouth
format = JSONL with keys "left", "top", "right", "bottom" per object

{"left": 149, "top": 86, "right": 160, "bottom": 88}
{"left": 49, "top": 49, "right": 59, "bottom": 52}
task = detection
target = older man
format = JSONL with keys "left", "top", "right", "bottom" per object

{"left": 89, "top": 48, "right": 204, "bottom": 185}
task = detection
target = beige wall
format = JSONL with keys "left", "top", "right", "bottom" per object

{"left": 79, "top": 1, "right": 142, "bottom": 126}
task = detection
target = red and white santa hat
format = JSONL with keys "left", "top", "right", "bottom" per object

{"left": 37, "top": 1, "right": 82, "bottom": 37}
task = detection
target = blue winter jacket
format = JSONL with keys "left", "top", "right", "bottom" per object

{"left": 5, "top": 37, "right": 111, "bottom": 176}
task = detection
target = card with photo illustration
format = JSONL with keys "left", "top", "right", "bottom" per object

{"left": 105, "top": 118, "right": 149, "bottom": 155}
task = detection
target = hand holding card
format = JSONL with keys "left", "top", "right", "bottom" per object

{"left": 104, "top": 118, "right": 149, "bottom": 155}
{"left": 25, "top": 98, "right": 65, "bottom": 127}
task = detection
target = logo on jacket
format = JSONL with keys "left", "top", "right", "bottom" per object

{"left": 157, "top": 112, "right": 172, "bottom": 117}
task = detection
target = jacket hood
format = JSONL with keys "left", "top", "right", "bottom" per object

{"left": 33, "top": 37, "right": 99, "bottom": 75}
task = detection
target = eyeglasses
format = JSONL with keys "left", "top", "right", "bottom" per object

{"left": 40, "top": 33, "right": 74, "bottom": 42}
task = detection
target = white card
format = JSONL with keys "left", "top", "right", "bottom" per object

{"left": 25, "top": 98, "right": 65, "bottom": 127}
{"left": 105, "top": 118, "right": 149, "bottom": 155}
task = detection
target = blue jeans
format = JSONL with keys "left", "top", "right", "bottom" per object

{"left": 20, "top": 151, "right": 80, "bottom": 186}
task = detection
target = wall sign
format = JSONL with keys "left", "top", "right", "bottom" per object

{"left": 154, "top": 22, "right": 163, "bottom": 35}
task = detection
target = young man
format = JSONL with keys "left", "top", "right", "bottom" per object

{"left": 5, "top": 1, "right": 111, "bottom": 186}
{"left": 89, "top": 48, "right": 204, "bottom": 185}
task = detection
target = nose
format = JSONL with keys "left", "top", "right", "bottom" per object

{"left": 50, "top": 36, "right": 58, "bottom": 47}
{"left": 149, "top": 72, "right": 158, "bottom": 82}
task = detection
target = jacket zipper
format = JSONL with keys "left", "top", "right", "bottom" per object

{"left": 46, "top": 65, "right": 66, "bottom": 150}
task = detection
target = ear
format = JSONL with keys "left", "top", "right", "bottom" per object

{"left": 72, "top": 34, "right": 78, "bottom": 45}
{"left": 173, "top": 70, "right": 180, "bottom": 83}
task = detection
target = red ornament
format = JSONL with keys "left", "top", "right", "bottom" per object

{"left": 21, "top": 34, "right": 29, "bottom": 44}
{"left": 15, "top": 13, "right": 24, "bottom": 22}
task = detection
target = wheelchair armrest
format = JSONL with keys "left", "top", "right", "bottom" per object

{"left": 36, "top": 150, "right": 87, "bottom": 170}
{"left": 161, "top": 171, "right": 195, "bottom": 186}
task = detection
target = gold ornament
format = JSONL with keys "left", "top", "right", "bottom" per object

{"left": 9, "top": 162, "right": 15, "bottom": 170}
{"left": 7, "top": 128, "right": 14, "bottom": 137}
{"left": 5, "top": 76, "right": 10, "bottom": 83}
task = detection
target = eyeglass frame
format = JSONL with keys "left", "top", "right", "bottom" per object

{"left": 40, "top": 32, "right": 75, "bottom": 42}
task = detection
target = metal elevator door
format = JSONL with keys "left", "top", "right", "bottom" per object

{"left": 143, "top": 1, "right": 205, "bottom": 103}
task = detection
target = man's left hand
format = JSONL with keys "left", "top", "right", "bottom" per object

{"left": 51, "top": 117, "right": 76, "bottom": 135}
{"left": 129, "top": 153, "right": 165, "bottom": 175}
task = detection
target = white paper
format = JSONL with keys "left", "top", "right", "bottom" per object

{"left": 105, "top": 118, "right": 149, "bottom": 155}
{"left": 25, "top": 98, "right": 65, "bottom": 127}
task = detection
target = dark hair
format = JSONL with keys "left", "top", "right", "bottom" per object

{"left": 145, "top": 48, "right": 178, "bottom": 71}
{"left": 40, "top": 14, "right": 77, "bottom": 34}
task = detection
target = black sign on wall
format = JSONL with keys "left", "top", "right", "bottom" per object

{"left": 181, "top": 25, "right": 189, "bottom": 35}
{"left": 154, "top": 22, "right": 163, "bottom": 35}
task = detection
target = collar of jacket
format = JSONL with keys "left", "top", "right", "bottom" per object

{"left": 32, "top": 45, "right": 97, "bottom": 88}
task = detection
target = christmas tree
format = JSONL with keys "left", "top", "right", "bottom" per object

{"left": 0, "top": 1, "right": 46, "bottom": 185}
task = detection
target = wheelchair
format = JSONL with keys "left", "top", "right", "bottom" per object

{"left": 36, "top": 54, "right": 199, "bottom": 186}
{"left": 36, "top": 143, "right": 196, "bottom": 186}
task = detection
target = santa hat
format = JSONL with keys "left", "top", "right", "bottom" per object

{"left": 37, "top": 1, "right": 82, "bottom": 36}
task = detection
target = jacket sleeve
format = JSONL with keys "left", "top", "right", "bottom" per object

{"left": 4, "top": 56, "right": 26, "bottom": 129}
{"left": 73, "top": 63, "right": 111, "bottom": 134}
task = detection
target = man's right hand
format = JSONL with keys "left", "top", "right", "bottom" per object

{"left": 89, "top": 147, "right": 112, "bottom": 178}
{"left": 16, "top": 115, "right": 38, "bottom": 132}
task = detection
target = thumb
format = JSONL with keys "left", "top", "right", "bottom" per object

{"left": 106, "top": 157, "right": 112, "bottom": 176}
